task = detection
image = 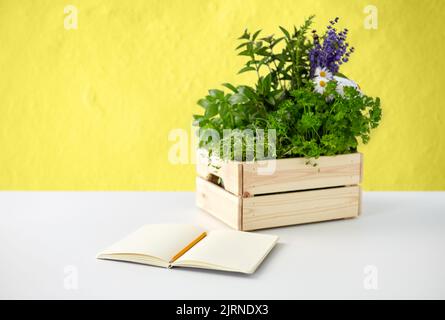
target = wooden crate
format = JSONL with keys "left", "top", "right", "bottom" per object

{"left": 196, "top": 152, "right": 362, "bottom": 231}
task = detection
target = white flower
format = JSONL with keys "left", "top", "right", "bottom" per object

{"left": 313, "top": 77, "right": 328, "bottom": 94}
{"left": 335, "top": 82, "right": 345, "bottom": 96}
{"left": 333, "top": 76, "right": 361, "bottom": 96}
{"left": 314, "top": 67, "right": 333, "bottom": 80}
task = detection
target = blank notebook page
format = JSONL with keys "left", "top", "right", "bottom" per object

{"left": 176, "top": 230, "right": 278, "bottom": 273}
{"left": 100, "top": 224, "right": 205, "bottom": 262}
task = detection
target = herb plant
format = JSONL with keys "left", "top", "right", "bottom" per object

{"left": 193, "top": 16, "right": 382, "bottom": 160}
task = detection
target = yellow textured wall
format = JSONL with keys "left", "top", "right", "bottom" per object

{"left": 0, "top": 0, "right": 444, "bottom": 190}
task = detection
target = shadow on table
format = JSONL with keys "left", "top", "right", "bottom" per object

{"left": 362, "top": 194, "right": 399, "bottom": 218}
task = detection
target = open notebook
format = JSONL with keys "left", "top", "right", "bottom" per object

{"left": 97, "top": 224, "right": 278, "bottom": 274}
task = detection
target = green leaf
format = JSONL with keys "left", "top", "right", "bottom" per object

{"left": 277, "top": 88, "right": 287, "bottom": 98}
{"left": 260, "top": 35, "right": 274, "bottom": 43}
{"left": 238, "top": 66, "right": 256, "bottom": 74}
{"left": 229, "top": 93, "right": 249, "bottom": 105}
{"left": 252, "top": 29, "right": 262, "bottom": 41}
{"left": 263, "top": 74, "right": 272, "bottom": 93}
{"left": 279, "top": 26, "right": 291, "bottom": 40}
{"left": 270, "top": 37, "right": 284, "bottom": 48}
{"left": 237, "top": 86, "right": 257, "bottom": 100}
{"left": 192, "top": 115, "right": 207, "bottom": 126}
{"left": 222, "top": 83, "right": 238, "bottom": 93}
{"left": 255, "top": 47, "right": 270, "bottom": 56}
{"left": 218, "top": 103, "right": 228, "bottom": 118}
{"left": 257, "top": 74, "right": 272, "bottom": 96}
{"left": 235, "top": 41, "right": 250, "bottom": 50}
{"left": 205, "top": 103, "right": 218, "bottom": 118}
{"left": 197, "top": 98, "right": 210, "bottom": 109}
{"left": 238, "top": 29, "right": 250, "bottom": 40}
{"left": 335, "top": 72, "right": 348, "bottom": 79}
{"left": 208, "top": 89, "right": 224, "bottom": 99}
{"left": 238, "top": 50, "right": 251, "bottom": 56}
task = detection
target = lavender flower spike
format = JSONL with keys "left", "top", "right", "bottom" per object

{"left": 309, "top": 18, "right": 354, "bottom": 76}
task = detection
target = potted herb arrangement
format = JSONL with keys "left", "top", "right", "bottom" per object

{"left": 193, "top": 16, "right": 382, "bottom": 230}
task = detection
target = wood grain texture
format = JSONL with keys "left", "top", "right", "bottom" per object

{"left": 196, "top": 152, "right": 362, "bottom": 231}
{"left": 242, "top": 186, "right": 360, "bottom": 230}
{"left": 242, "top": 153, "right": 362, "bottom": 196}
{"left": 196, "top": 151, "right": 243, "bottom": 196}
{"left": 195, "top": 177, "right": 242, "bottom": 229}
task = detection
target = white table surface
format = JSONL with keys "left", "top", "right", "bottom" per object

{"left": 0, "top": 191, "right": 444, "bottom": 299}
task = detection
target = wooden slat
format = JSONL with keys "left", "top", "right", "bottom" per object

{"left": 242, "top": 186, "right": 360, "bottom": 230}
{"left": 242, "top": 153, "right": 362, "bottom": 196}
{"left": 196, "top": 151, "right": 243, "bottom": 196}
{"left": 195, "top": 177, "right": 242, "bottom": 230}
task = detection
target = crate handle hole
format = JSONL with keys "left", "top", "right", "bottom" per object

{"left": 205, "top": 173, "right": 225, "bottom": 189}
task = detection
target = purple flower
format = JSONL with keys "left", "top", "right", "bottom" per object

{"left": 309, "top": 18, "right": 354, "bottom": 76}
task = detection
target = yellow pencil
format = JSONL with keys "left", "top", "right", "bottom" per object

{"left": 169, "top": 232, "right": 207, "bottom": 263}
